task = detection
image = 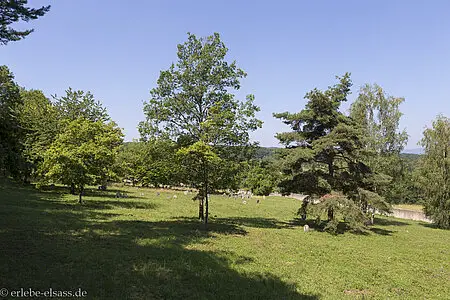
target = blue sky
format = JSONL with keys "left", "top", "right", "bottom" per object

{"left": 1, "top": 0, "right": 449, "bottom": 149}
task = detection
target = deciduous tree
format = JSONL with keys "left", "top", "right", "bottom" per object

{"left": 40, "top": 118, "right": 123, "bottom": 203}
{"left": 18, "top": 89, "right": 58, "bottom": 180}
{"left": 139, "top": 33, "right": 262, "bottom": 227}
{"left": 51, "top": 88, "right": 111, "bottom": 193}
{"left": 115, "top": 140, "right": 182, "bottom": 187}
{"left": 350, "top": 84, "right": 409, "bottom": 203}
{"left": 416, "top": 115, "right": 450, "bottom": 229}
{"left": 0, "top": 65, "right": 25, "bottom": 179}
{"left": 53, "top": 88, "right": 110, "bottom": 123}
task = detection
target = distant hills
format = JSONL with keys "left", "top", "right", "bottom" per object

{"left": 402, "top": 148, "right": 424, "bottom": 155}
{"left": 254, "top": 147, "right": 279, "bottom": 159}
{"left": 255, "top": 146, "right": 424, "bottom": 160}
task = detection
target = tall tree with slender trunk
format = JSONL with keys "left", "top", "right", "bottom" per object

{"left": 139, "top": 32, "right": 262, "bottom": 228}
{"left": 416, "top": 115, "right": 450, "bottom": 229}
{"left": 350, "top": 84, "right": 409, "bottom": 202}
{"left": 51, "top": 88, "right": 111, "bottom": 194}
{"left": 350, "top": 84, "right": 408, "bottom": 156}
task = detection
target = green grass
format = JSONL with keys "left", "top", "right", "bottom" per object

{"left": 1, "top": 180, "right": 449, "bottom": 299}
{"left": 393, "top": 204, "right": 425, "bottom": 212}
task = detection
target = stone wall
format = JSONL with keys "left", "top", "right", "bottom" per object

{"left": 269, "top": 193, "right": 432, "bottom": 223}
{"left": 387, "top": 208, "right": 432, "bottom": 223}
{"left": 269, "top": 192, "right": 308, "bottom": 201}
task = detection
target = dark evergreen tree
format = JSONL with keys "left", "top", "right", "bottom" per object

{"left": 274, "top": 74, "right": 390, "bottom": 232}
{"left": 0, "top": 0, "right": 50, "bottom": 45}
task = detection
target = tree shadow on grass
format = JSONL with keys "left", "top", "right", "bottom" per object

{"left": 37, "top": 184, "right": 145, "bottom": 200}
{"left": 167, "top": 217, "right": 248, "bottom": 237}
{"left": 84, "top": 199, "right": 159, "bottom": 210}
{"left": 287, "top": 218, "right": 320, "bottom": 228}
{"left": 288, "top": 217, "right": 397, "bottom": 236}
{"left": 214, "top": 217, "right": 290, "bottom": 229}
{"left": 83, "top": 188, "right": 145, "bottom": 200}
{"left": 0, "top": 182, "right": 318, "bottom": 299}
{"left": 419, "top": 222, "right": 443, "bottom": 229}
{"left": 368, "top": 227, "right": 395, "bottom": 236}
{"left": 374, "top": 217, "right": 409, "bottom": 227}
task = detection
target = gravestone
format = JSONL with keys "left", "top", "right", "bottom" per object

{"left": 303, "top": 224, "right": 310, "bottom": 232}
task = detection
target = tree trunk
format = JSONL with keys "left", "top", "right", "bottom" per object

{"left": 204, "top": 161, "right": 209, "bottom": 229}
{"left": 327, "top": 159, "right": 335, "bottom": 222}
{"left": 78, "top": 186, "right": 83, "bottom": 204}
{"left": 205, "top": 191, "right": 209, "bottom": 229}
{"left": 327, "top": 207, "right": 334, "bottom": 221}
{"left": 300, "top": 199, "right": 308, "bottom": 220}
{"left": 198, "top": 198, "right": 204, "bottom": 220}
{"left": 328, "top": 160, "right": 334, "bottom": 179}
{"left": 70, "top": 183, "right": 76, "bottom": 195}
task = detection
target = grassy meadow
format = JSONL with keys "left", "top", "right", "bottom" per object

{"left": 0, "top": 180, "right": 449, "bottom": 299}
{"left": 393, "top": 204, "right": 425, "bottom": 212}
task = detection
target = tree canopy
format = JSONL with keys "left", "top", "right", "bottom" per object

{"left": 115, "top": 140, "right": 182, "bottom": 187}
{"left": 53, "top": 88, "right": 110, "bottom": 123}
{"left": 0, "top": 65, "right": 25, "bottom": 179}
{"left": 40, "top": 118, "right": 123, "bottom": 203}
{"left": 139, "top": 32, "right": 262, "bottom": 227}
{"left": 416, "top": 115, "right": 450, "bottom": 229}
{"left": 350, "top": 84, "right": 410, "bottom": 203}
{"left": 350, "top": 83, "right": 408, "bottom": 156}
{"left": 18, "top": 89, "right": 58, "bottom": 180}
{"left": 274, "top": 74, "right": 390, "bottom": 232}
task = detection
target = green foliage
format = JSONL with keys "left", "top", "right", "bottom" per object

{"left": 177, "top": 141, "right": 222, "bottom": 192}
{"left": 312, "top": 193, "right": 367, "bottom": 233}
{"left": 53, "top": 88, "right": 110, "bottom": 123}
{"left": 212, "top": 145, "right": 257, "bottom": 192}
{"left": 274, "top": 74, "right": 388, "bottom": 232}
{"left": 0, "top": 0, "right": 50, "bottom": 45}
{"left": 385, "top": 158, "right": 423, "bottom": 204}
{"left": 139, "top": 32, "right": 262, "bottom": 226}
{"left": 416, "top": 115, "right": 450, "bottom": 229}
{"left": 115, "top": 140, "right": 183, "bottom": 187}
{"left": 40, "top": 118, "right": 123, "bottom": 202}
{"left": 139, "top": 32, "right": 261, "bottom": 145}
{"left": 114, "top": 142, "right": 146, "bottom": 184}
{"left": 12, "top": 87, "right": 112, "bottom": 188}
{"left": 0, "top": 65, "right": 25, "bottom": 179}
{"left": 350, "top": 84, "right": 409, "bottom": 203}
{"left": 350, "top": 84, "right": 408, "bottom": 155}
{"left": 18, "top": 89, "right": 58, "bottom": 179}
{"left": 253, "top": 147, "right": 277, "bottom": 160}
{"left": 244, "top": 160, "right": 280, "bottom": 196}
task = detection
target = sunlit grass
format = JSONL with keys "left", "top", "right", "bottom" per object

{"left": 1, "top": 180, "right": 449, "bottom": 299}
{"left": 393, "top": 204, "right": 425, "bottom": 212}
